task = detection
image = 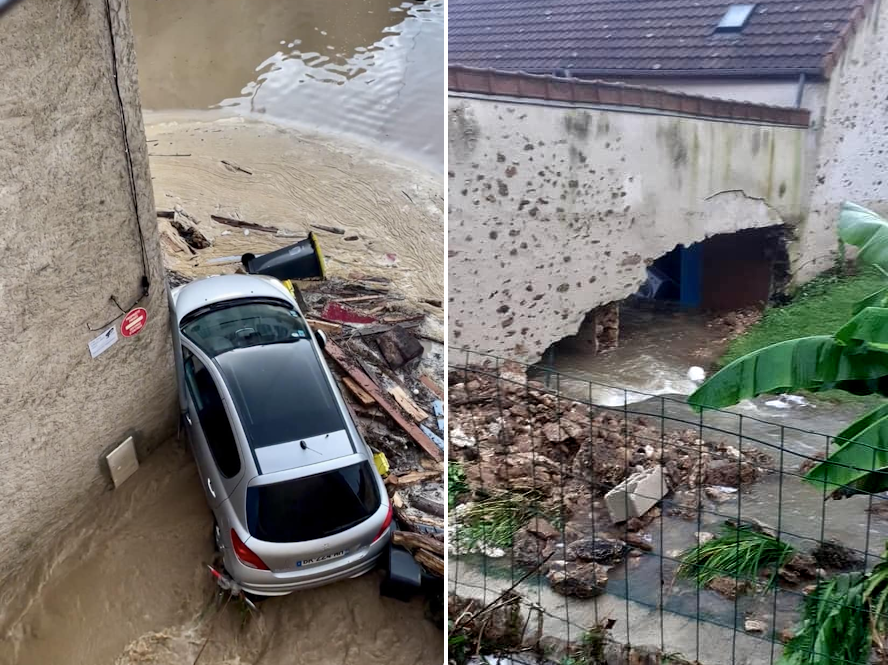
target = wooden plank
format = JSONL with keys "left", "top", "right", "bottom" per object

{"left": 342, "top": 376, "right": 375, "bottom": 406}
{"left": 324, "top": 341, "right": 442, "bottom": 461}
{"left": 210, "top": 214, "right": 279, "bottom": 233}
{"left": 419, "top": 375, "right": 445, "bottom": 399}
{"left": 305, "top": 318, "right": 342, "bottom": 335}
{"left": 390, "top": 470, "right": 440, "bottom": 486}
{"left": 388, "top": 386, "right": 430, "bottom": 422}
{"left": 393, "top": 530, "right": 445, "bottom": 557}
{"left": 410, "top": 493, "right": 444, "bottom": 517}
{"left": 338, "top": 295, "right": 383, "bottom": 303}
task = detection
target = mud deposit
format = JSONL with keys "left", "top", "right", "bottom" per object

{"left": 0, "top": 440, "right": 442, "bottom": 665}
{"left": 146, "top": 116, "right": 444, "bottom": 304}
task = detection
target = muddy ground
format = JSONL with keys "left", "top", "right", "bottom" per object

{"left": 1, "top": 441, "right": 442, "bottom": 665}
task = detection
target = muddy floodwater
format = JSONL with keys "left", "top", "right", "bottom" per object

{"left": 130, "top": 0, "right": 445, "bottom": 169}
{"left": 1, "top": 441, "right": 442, "bottom": 665}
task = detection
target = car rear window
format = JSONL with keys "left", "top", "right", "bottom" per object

{"left": 246, "top": 462, "right": 380, "bottom": 543}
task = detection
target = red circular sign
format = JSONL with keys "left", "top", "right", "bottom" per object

{"left": 121, "top": 307, "right": 148, "bottom": 338}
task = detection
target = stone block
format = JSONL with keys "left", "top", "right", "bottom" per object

{"left": 604, "top": 465, "right": 666, "bottom": 523}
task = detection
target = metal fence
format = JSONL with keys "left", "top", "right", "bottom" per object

{"left": 447, "top": 349, "right": 888, "bottom": 665}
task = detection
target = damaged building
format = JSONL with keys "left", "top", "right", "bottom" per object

{"left": 447, "top": 0, "right": 888, "bottom": 363}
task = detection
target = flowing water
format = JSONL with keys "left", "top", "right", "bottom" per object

{"left": 130, "top": 0, "right": 445, "bottom": 170}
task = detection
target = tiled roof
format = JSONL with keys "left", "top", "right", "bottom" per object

{"left": 448, "top": 0, "right": 871, "bottom": 78}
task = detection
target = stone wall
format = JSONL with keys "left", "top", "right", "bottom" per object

{"left": 795, "top": 0, "right": 888, "bottom": 282}
{"left": 448, "top": 97, "right": 807, "bottom": 362}
{"left": 0, "top": 0, "right": 176, "bottom": 627}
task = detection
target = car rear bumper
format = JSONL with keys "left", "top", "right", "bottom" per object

{"left": 236, "top": 547, "right": 384, "bottom": 596}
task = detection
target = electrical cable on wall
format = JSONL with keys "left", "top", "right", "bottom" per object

{"left": 87, "top": 0, "right": 151, "bottom": 331}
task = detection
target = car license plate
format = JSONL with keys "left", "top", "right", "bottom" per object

{"left": 296, "top": 550, "right": 348, "bottom": 567}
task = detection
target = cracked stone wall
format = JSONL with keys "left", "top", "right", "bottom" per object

{"left": 0, "top": 0, "right": 176, "bottom": 627}
{"left": 795, "top": 0, "right": 888, "bottom": 282}
{"left": 448, "top": 100, "right": 807, "bottom": 363}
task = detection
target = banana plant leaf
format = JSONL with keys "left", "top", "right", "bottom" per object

{"left": 835, "top": 307, "right": 888, "bottom": 350}
{"left": 839, "top": 202, "right": 888, "bottom": 271}
{"left": 852, "top": 286, "right": 888, "bottom": 315}
{"left": 688, "top": 336, "right": 888, "bottom": 410}
{"left": 805, "top": 410, "right": 888, "bottom": 492}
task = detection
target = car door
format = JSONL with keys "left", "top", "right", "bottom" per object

{"left": 181, "top": 346, "right": 243, "bottom": 509}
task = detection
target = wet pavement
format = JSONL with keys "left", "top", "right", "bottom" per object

{"left": 130, "top": 0, "right": 445, "bottom": 169}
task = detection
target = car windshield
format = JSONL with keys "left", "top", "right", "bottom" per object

{"left": 181, "top": 299, "right": 311, "bottom": 357}
{"left": 246, "top": 462, "right": 380, "bottom": 543}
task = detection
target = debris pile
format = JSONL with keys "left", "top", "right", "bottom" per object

{"left": 159, "top": 212, "right": 446, "bottom": 579}
{"left": 449, "top": 367, "right": 772, "bottom": 597}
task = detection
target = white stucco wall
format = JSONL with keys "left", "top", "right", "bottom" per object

{"left": 0, "top": 0, "right": 177, "bottom": 628}
{"left": 795, "top": 0, "right": 888, "bottom": 282}
{"left": 448, "top": 98, "right": 808, "bottom": 362}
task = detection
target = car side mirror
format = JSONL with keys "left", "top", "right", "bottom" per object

{"left": 314, "top": 329, "right": 327, "bottom": 349}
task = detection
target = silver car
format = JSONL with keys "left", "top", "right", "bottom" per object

{"left": 168, "top": 274, "right": 392, "bottom": 596}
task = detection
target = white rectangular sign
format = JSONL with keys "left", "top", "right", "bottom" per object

{"left": 88, "top": 326, "right": 118, "bottom": 358}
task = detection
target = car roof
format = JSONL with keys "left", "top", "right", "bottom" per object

{"left": 170, "top": 274, "right": 295, "bottom": 324}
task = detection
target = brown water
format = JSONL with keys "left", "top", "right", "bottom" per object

{"left": 0, "top": 440, "right": 443, "bottom": 665}
{"left": 130, "top": 0, "right": 445, "bottom": 170}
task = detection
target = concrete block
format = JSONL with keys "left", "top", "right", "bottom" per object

{"left": 605, "top": 466, "right": 666, "bottom": 523}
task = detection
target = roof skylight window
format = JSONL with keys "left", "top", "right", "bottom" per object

{"left": 715, "top": 4, "right": 756, "bottom": 32}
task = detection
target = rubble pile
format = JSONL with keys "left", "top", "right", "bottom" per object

{"left": 449, "top": 368, "right": 772, "bottom": 597}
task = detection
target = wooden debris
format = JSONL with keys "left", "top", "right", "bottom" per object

{"left": 311, "top": 224, "right": 346, "bottom": 235}
{"left": 393, "top": 531, "right": 445, "bottom": 558}
{"left": 377, "top": 325, "right": 424, "bottom": 368}
{"left": 414, "top": 549, "right": 444, "bottom": 577}
{"left": 342, "top": 376, "right": 375, "bottom": 406}
{"left": 150, "top": 153, "right": 192, "bottom": 157}
{"left": 348, "top": 321, "right": 421, "bottom": 338}
{"left": 305, "top": 318, "right": 342, "bottom": 335}
{"left": 221, "top": 159, "right": 253, "bottom": 175}
{"left": 419, "top": 375, "right": 444, "bottom": 399}
{"left": 338, "top": 295, "right": 383, "bottom": 303}
{"left": 392, "top": 492, "right": 405, "bottom": 509}
{"left": 388, "top": 386, "right": 430, "bottom": 422}
{"left": 389, "top": 470, "right": 440, "bottom": 486}
{"left": 156, "top": 209, "right": 176, "bottom": 219}
{"left": 170, "top": 215, "right": 211, "bottom": 249}
{"left": 324, "top": 342, "right": 442, "bottom": 461}
{"left": 410, "top": 494, "right": 444, "bottom": 518}
{"left": 422, "top": 298, "right": 443, "bottom": 308}
{"left": 211, "top": 214, "right": 280, "bottom": 234}
{"left": 321, "top": 301, "right": 377, "bottom": 325}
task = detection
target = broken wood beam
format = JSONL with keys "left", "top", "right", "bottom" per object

{"left": 387, "top": 470, "right": 440, "bottom": 486}
{"left": 410, "top": 493, "right": 445, "bottom": 518}
{"left": 210, "top": 214, "right": 280, "bottom": 234}
{"left": 221, "top": 159, "right": 253, "bottom": 175}
{"left": 387, "top": 386, "right": 430, "bottom": 423}
{"left": 156, "top": 209, "right": 176, "bottom": 219}
{"left": 419, "top": 375, "right": 444, "bottom": 399}
{"left": 414, "top": 549, "right": 444, "bottom": 577}
{"left": 342, "top": 376, "right": 375, "bottom": 407}
{"left": 393, "top": 530, "right": 445, "bottom": 558}
{"left": 324, "top": 341, "right": 442, "bottom": 461}
{"left": 377, "top": 324, "right": 424, "bottom": 368}
{"left": 305, "top": 318, "right": 342, "bottom": 335}
{"left": 311, "top": 224, "right": 346, "bottom": 235}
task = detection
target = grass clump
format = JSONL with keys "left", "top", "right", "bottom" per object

{"left": 452, "top": 490, "right": 551, "bottom": 554}
{"left": 448, "top": 462, "right": 468, "bottom": 509}
{"left": 721, "top": 267, "right": 885, "bottom": 367}
{"left": 677, "top": 524, "right": 794, "bottom": 590}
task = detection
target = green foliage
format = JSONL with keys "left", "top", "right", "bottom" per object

{"left": 453, "top": 491, "right": 552, "bottom": 553}
{"left": 677, "top": 524, "right": 794, "bottom": 590}
{"left": 693, "top": 203, "right": 888, "bottom": 494}
{"left": 780, "top": 572, "right": 871, "bottom": 665}
{"left": 778, "top": 543, "right": 888, "bottom": 665}
{"left": 448, "top": 462, "right": 468, "bottom": 509}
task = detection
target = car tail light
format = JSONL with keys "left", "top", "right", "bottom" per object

{"left": 372, "top": 503, "right": 393, "bottom": 543}
{"left": 231, "top": 529, "right": 269, "bottom": 570}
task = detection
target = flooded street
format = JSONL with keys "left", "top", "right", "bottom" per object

{"left": 130, "top": 0, "right": 445, "bottom": 169}
{"left": 1, "top": 441, "right": 442, "bottom": 665}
